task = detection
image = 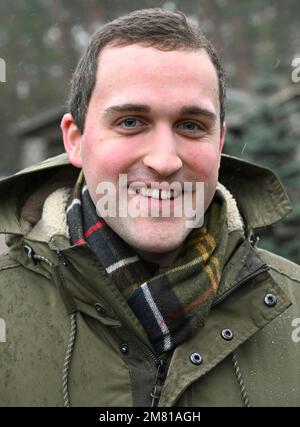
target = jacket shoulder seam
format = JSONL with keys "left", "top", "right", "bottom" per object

{"left": 0, "top": 253, "right": 21, "bottom": 272}
{"left": 257, "top": 248, "right": 300, "bottom": 284}
{"left": 268, "top": 265, "right": 300, "bottom": 284}
{"left": 0, "top": 263, "right": 21, "bottom": 272}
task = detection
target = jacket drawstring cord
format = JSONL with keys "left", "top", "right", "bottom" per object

{"left": 62, "top": 313, "right": 77, "bottom": 407}
{"left": 232, "top": 351, "right": 251, "bottom": 407}
{"left": 32, "top": 251, "right": 78, "bottom": 407}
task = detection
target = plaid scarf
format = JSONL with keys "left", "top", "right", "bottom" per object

{"left": 67, "top": 172, "right": 229, "bottom": 355}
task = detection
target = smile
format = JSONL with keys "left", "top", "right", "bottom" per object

{"left": 129, "top": 186, "right": 183, "bottom": 200}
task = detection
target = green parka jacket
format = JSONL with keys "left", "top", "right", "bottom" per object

{"left": 0, "top": 153, "right": 300, "bottom": 407}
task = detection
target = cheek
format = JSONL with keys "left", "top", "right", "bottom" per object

{"left": 81, "top": 135, "right": 136, "bottom": 183}
{"left": 186, "top": 145, "right": 221, "bottom": 181}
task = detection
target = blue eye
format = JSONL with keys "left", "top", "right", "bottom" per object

{"left": 179, "top": 122, "right": 202, "bottom": 131}
{"left": 120, "top": 118, "right": 141, "bottom": 128}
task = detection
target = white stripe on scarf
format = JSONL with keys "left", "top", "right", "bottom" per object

{"left": 141, "top": 283, "right": 172, "bottom": 352}
{"left": 106, "top": 255, "right": 139, "bottom": 274}
{"left": 66, "top": 198, "right": 81, "bottom": 214}
{"left": 82, "top": 184, "right": 88, "bottom": 194}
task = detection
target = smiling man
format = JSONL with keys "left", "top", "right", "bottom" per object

{"left": 0, "top": 8, "right": 300, "bottom": 407}
{"left": 62, "top": 43, "right": 224, "bottom": 265}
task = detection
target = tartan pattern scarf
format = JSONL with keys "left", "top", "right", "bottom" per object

{"left": 67, "top": 172, "right": 229, "bottom": 355}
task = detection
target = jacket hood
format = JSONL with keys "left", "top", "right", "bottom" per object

{"left": 0, "top": 152, "right": 291, "bottom": 241}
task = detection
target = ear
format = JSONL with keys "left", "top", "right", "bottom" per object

{"left": 219, "top": 121, "right": 226, "bottom": 153}
{"left": 61, "top": 113, "right": 82, "bottom": 168}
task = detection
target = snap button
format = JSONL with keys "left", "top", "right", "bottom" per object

{"left": 94, "top": 303, "right": 107, "bottom": 316}
{"left": 264, "top": 293, "right": 277, "bottom": 307}
{"left": 120, "top": 343, "right": 129, "bottom": 355}
{"left": 221, "top": 328, "right": 234, "bottom": 341}
{"left": 190, "top": 352, "right": 203, "bottom": 365}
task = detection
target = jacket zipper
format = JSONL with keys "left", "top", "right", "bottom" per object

{"left": 212, "top": 263, "right": 270, "bottom": 307}
{"left": 57, "top": 249, "right": 69, "bottom": 266}
{"left": 133, "top": 333, "right": 168, "bottom": 407}
{"left": 56, "top": 249, "right": 168, "bottom": 407}
{"left": 150, "top": 359, "right": 167, "bottom": 407}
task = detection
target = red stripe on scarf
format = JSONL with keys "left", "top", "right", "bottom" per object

{"left": 74, "top": 238, "right": 87, "bottom": 246}
{"left": 85, "top": 220, "right": 106, "bottom": 238}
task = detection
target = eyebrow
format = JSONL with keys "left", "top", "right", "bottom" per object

{"left": 180, "top": 106, "right": 217, "bottom": 123}
{"left": 103, "top": 103, "right": 217, "bottom": 123}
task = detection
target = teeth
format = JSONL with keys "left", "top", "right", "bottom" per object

{"left": 151, "top": 189, "right": 160, "bottom": 199}
{"left": 139, "top": 187, "right": 148, "bottom": 197}
{"left": 139, "top": 187, "right": 160, "bottom": 199}
{"left": 132, "top": 187, "right": 179, "bottom": 200}
{"left": 129, "top": 185, "right": 182, "bottom": 199}
{"left": 161, "top": 190, "right": 171, "bottom": 200}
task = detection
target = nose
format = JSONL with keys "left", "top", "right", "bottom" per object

{"left": 142, "top": 125, "right": 183, "bottom": 176}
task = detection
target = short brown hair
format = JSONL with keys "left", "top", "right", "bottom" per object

{"left": 68, "top": 8, "right": 226, "bottom": 133}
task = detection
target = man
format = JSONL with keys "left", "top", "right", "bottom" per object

{"left": 0, "top": 8, "right": 300, "bottom": 407}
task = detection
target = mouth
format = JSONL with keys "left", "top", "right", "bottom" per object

{"left": 128, "top": 185, "right": 183, "bottom": 200}
{"left": 122, "top": 181, "right": 199, "bottom": 220}
{"left": 135, "top": 187, "right": 177, "bottom": 200}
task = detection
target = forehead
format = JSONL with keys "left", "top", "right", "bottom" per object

{"left": 92, "top": 44, "right": 219, "bottom": 114}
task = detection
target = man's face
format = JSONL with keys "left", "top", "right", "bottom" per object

{"left": 62, "top": 44, "right": 225, "bottom": 262}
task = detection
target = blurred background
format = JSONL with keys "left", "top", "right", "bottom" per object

{"left": 0, "top": 0, "right": 299, "bottom": 262}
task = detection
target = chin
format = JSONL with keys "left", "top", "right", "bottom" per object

{"left": 132, "top": 235, "right": 183, "bottom": 254}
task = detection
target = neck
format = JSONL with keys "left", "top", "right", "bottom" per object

{"left": 135, "top": 244, "right": 183, "bottom": 268}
